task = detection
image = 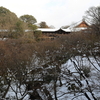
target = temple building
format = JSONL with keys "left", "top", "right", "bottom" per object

{"left": 67, "top": 19, "right": 90, "bottom": 32}
{"left": 37, "top": 19, "right": 90, "bottom": 34}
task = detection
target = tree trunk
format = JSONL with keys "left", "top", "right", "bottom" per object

{"left": 54, "top": 79, "right": 58, "bottom": 100}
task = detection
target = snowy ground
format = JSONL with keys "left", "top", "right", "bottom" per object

{"left": 5, "top": 56, "right": 100, "bottom": 100}
{"left": 58, "top": 56, "right": 100, "bottom": 100}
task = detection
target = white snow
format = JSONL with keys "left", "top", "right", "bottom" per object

{"left": 4, "top": 56, "right": 100, "bottom": 100}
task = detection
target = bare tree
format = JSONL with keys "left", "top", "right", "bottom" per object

{"left": 85, "top": 6, "right": 100, "bottom": 35}
{"left": 58, "top": 33, "right": 100, "bottom": 100}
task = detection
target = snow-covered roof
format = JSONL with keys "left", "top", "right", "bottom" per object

{"left": 66, "top": 19, "right": 90, "bottom": 32}
{"left": 0, "top": 29, "right": 8, "bottom": 32}
{"left": 37, "top": 20, "right": 90, "bottom": 33}
{"left": 62, "top": 28, "right": 71, "bottom": 32}
{"left": 37, "top": 28, "right": 71, "bottom": 33}
{"left": 37, "top": 28, "right": 59, "bottom": 32}
{"left": 68, "top": 27, "right": 88, "bottom": 32}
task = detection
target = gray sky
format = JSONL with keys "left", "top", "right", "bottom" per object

{"left": 0, "top": 0, "right": 100, "bottom": 28}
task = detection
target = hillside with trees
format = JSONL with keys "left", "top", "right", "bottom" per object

{"left": 0, "top": 7, "right": 19, "bottom": 29}
{"left": 0, "top": 7, "right": 41, "bottom": 40}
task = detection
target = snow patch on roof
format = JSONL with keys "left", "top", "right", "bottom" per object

{"left": 37, "top": 28, "right": 59, "bottom": 32}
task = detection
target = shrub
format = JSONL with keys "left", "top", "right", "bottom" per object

{"left": 81, "top": 66, "right": 91, "bottom": 78}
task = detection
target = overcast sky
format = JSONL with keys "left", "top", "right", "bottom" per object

{"left": 0, "top": 0, "right": 100, "bottom": 28}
